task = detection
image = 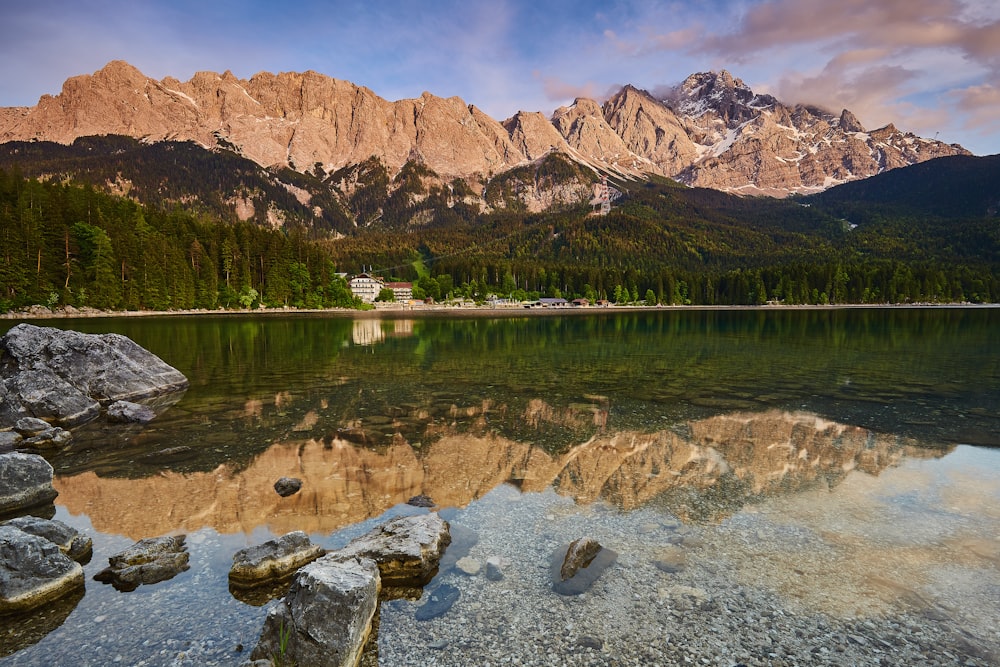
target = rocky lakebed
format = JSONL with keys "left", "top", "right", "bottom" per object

{"left": 3, "top": 323, "right": 999, "bottom": 666}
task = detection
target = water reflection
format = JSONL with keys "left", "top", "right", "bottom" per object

{"left": 0, "top": 588, "right": 84, "bottom": 658}
{"left": 53, "top": 410, "right": 948, "bottom": 539}
{"left": 352, "top": 318, "right": 415, "bottom": 346}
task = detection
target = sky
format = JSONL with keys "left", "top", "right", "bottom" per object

{"left": 2, "top": 0, "right": 998, "bottom": 155}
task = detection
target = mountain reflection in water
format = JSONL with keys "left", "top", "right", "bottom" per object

{"left": 53, "top": 409, "right": 946, "bottom": 539}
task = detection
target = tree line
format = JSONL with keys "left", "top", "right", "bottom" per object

{"left": 1, "top": 168, "right": 996, "bottom": 313}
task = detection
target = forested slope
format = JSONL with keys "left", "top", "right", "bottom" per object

{"left": 1, "top": 158, "right": 997, "bottom": 313}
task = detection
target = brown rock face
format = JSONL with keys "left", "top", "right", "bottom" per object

{"left": 0, "top": 61, "right": 970, "bottom": 199}
{"left": 51, "top": 409, "right": 944, "bottom": 539}
{"left": 0, "top": 61, "right": 525, "bottom": 179}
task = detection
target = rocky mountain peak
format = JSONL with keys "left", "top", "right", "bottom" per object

{"left": 839, "top": 109, "right": 865, "bottom": 133}
{"left": 0, "top": 61, "right": 972, "bottom": 202}
{"left": 671, "top": 70, "right": 777, "bottom": 125}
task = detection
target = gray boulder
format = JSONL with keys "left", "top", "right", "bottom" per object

{"left": 0, "top": 452, "right": 58, "bottom": 518}
{"left": 249, "top": 556, "right": 380, "bottom": 667}
{"left": 0, "top": 524, "right": 84, "bottom": 614}
{"left": 13, "top": 417, "right": 51, "bottom": 437}
{"left": 93, "top": 534, "right": 189, "bottom": 591}
{"left": 330, "top": 513, "right": 451, "bottom": 589}
{"left": 229, "top": 530, "right": 325, "bottom": 588}
{"left": 1, "top": 516, "right": 92, "bottom": 562}
{"left": 106, "top": 400, "right": 157, "bottom": 424}
{"left": 0, "top": 431, "right": 21, "bottom": 452}
{"left": 0, "top": 324, "right": 188, "bottom": 428}
{"left": 20, "top": 426, "right": 73, "bottom": 450}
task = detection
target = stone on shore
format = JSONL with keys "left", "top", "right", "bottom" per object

{"left": 229, "top": 530, "right": 325, "bottom": 588}
{"left": 0, "top": 324, "right": 188, "bottom": 428}
{"left": 249, "top": 556, "right": 380, "bottom": 667}
{"left": 93, "top": 534, "right": 189, "bottom": 591}
{"left": 0, "top": 452, "right": 58, "bottom": 519}
{"left": 0, "top": 524, "right": 84, "bottom": 614}
{"left": 330, "top": 513, "right": 451, "bottom": 589}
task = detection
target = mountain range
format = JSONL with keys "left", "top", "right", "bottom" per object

{"left": 0, "top": 60, "right": 970, "bottom": 217}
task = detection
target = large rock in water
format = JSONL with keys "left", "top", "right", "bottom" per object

{"left": 249, "top": 556, "right": 381, "bottom": 667}
{"left": 329, "top": 513, "right": 451, "bottom": 589}
{"left": 229, "top": 530, "right": 325, "bottom": 588}
{"left": 0, "top": 524, "right": 85, "bottom": 613}
{"left": 0, "top": 452, "right": 58, "bottom": 519}
{"left": 93, "top": 535, "right": 189, "bottom": 591}
{"left": 0, "top": 323, "right": 188, "bottom": 428}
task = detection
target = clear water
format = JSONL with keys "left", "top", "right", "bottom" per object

{"left": 2, "top": 307, "right": 999, "bottom": 665}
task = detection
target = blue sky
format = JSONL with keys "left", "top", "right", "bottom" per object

{"left": 2, "top": 0, "right": 999, "bottom": 155}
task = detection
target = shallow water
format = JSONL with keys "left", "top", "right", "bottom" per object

{"left": 2, "top": 308, "right": 999, "bottom": 665}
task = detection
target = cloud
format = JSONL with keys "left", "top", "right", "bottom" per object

{"left": 536, "top": 73, "right": 621, "bottom": 106}
{"left": 951, "top": 81, "right": 1000, "bottom": 133}
{"left": 699, "top": 0, "right": 978, "bottom": 56}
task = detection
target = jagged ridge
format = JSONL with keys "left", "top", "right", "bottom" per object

{"left": 0, "top": 61, "right": 970, "bottom": 204}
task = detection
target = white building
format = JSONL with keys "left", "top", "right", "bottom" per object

{"left": 386, "top": 282, "right": 413, "bottom": 302}
{"left": 349, "top": 273, "right": 384, "bottom": 303}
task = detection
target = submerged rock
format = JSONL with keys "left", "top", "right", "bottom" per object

{"left": 330, "top": 513, "right": 451, "bottom": 589}
{"left": 137, "top": 445, "right": 196, "bottom": 464}
{"left": 438, "top": 522, "right": 478, "bottom": 573}
{"left": 0, "top": 524, "right": 84, "bottom": 614}
{"left": 249, "top": 556, "right": 380, "bottom": 667}
{"left": 652, "top": 545, "right": 687, "bottom": 573}
{"left": 94, "top": 534, "right": 189, "bottom": 591}
{"left": 550, "top": 538, "right": 618, "bottom": 595}
{"left": 229, "top": 530, "right": 324, "bottom": 588}
{"left": 106, "top": 400, "right": 157, "bottom": 424}
{"left": 273, "top": 477, "right": 302, "bottom": 498}
{"left": 0, "top": 324, "right": 188, "bottom": 429}
{"left": 414, "top": 582, "right": 460, "bottom": 621}
{"left": 455, "top": 556, "right": 481, "bottom": 576}
{"left": 0, "top": 452, "right": 58, "bottom": 519}
{"left": 19, "top": 426, "right": 72, "bottom": 450}
{"left": 485, "top": 556, "right": 505, "bottom": 581}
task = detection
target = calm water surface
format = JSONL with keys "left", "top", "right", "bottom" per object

{"left": 2, "top": 308, "right": 999, "bottom": 665}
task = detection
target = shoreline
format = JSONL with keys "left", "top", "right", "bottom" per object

{"left": 3, "top": 301, "right": 998, "bottom": 322}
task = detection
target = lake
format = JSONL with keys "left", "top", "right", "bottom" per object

{"left": 2, "top": 307, "right": 999, "bottom": 666}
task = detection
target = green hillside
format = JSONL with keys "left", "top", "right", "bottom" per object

{"left": 1, "top": 141, "right": 998, "bottom": 313}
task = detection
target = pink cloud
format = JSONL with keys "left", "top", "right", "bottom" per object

{"left": 535, "top": 72, "right": 620, "bottom": 105}
{"left": 951, "top": 82, "right": 1000, "bottom": 132}
{"left": 697, "top": 0, "right": 1000, "bottom": 72}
